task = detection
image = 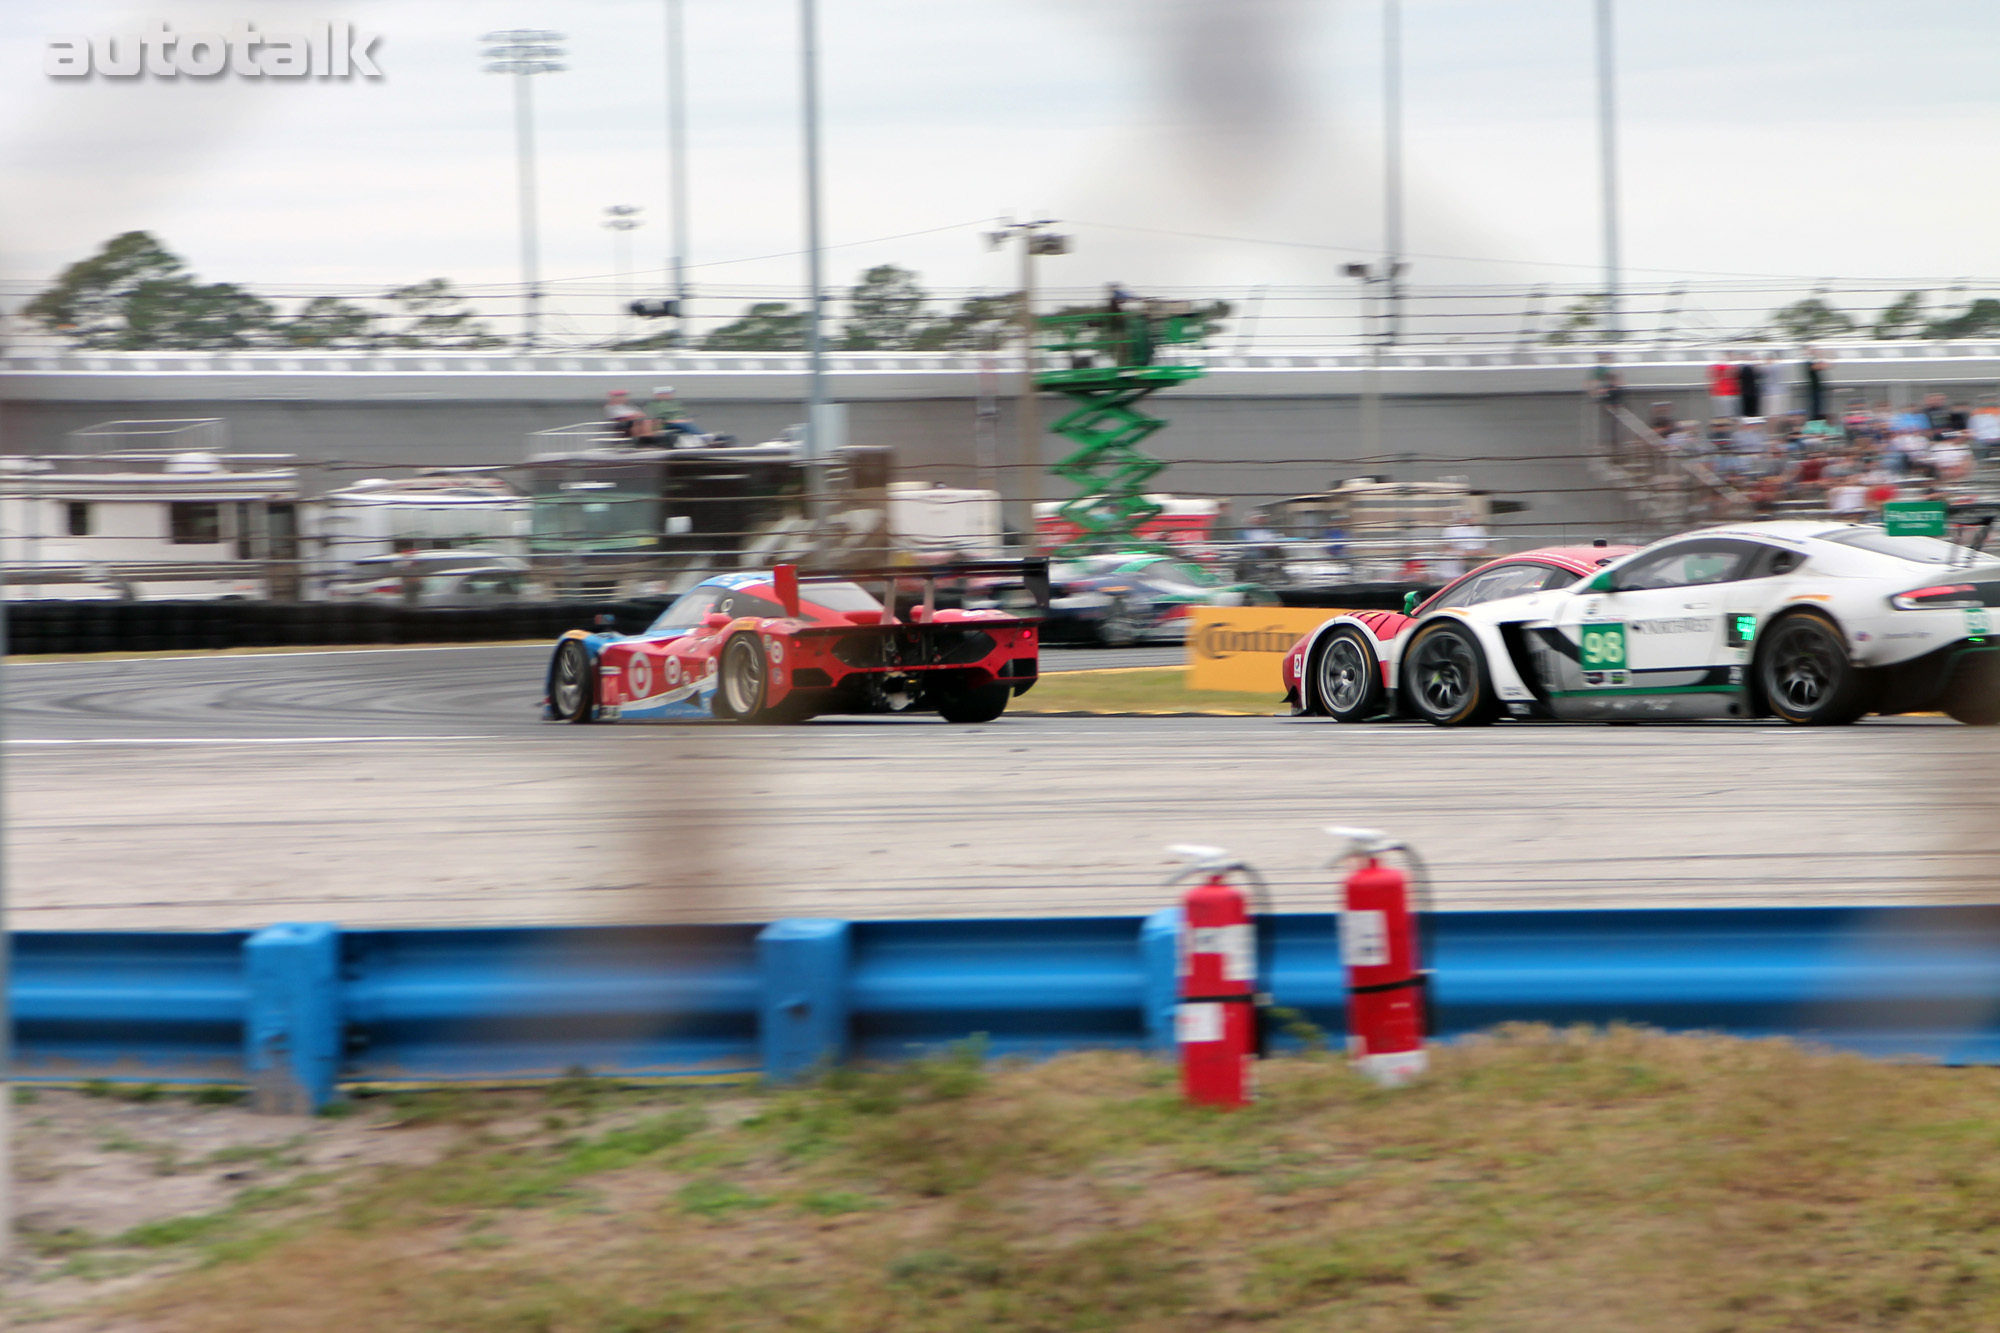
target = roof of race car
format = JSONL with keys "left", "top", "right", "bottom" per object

{"left": 694, "top": 570, "right": 781, "bottom": 590}
{"left": 1660, "top": 519, "right": 2000, "bottom": 558}
{"left": 1464, "top": 544, "right": 1640, "bottom": 578}
{"left": 1694, "top": 520, "right": 1858, "bottom": 540}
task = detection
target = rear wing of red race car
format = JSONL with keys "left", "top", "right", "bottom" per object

{"left": 776, "top": 559, "right": 1050, "bottom": 621}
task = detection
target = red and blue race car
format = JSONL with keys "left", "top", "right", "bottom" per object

{"left": 545, "top": 562, "right": 1044, "bottom": 725}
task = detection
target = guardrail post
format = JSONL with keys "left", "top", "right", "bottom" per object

{"left": 1140, "top": 907, "right": 1182, "bottom": 1055}
{"left": 757, "top": 919, "right": 851, "bottom": 1082}
{"left": 244, "top": 922, "right": 342, "bottom": 1114}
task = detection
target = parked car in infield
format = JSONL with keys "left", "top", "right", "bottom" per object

{"left": 1045, "top": 552, "right": 1278, "bottom": 647}
{"left": 1291, "top": 521, "right": 2000, "bottom": 726}
{"left": 1285, "top": 544, "right": 1636, "bottom": 719}
{"left": 544, "top": 562, "right": 1044, "bottom": 725}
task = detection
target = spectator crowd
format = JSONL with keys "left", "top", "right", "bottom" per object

{"left": 1619, "top": 352, "right": 1999, "bottom": 520}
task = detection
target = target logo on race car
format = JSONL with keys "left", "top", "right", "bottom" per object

{"left": 627, "top": 653, "right": 653, "bottom": 698}
{"left": 665, "top": 657, "right": 682, "bottom": 687}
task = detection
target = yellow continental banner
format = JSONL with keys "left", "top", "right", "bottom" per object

{"left": 1185, "top": 606, "right": 1343, "bottom": 693}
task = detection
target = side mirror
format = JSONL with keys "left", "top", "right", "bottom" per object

{"left": 702, "top": 612, "right": 731, "bottom": 629}
{"left": 1402, "top": 591, "right": 1420, "bottom": 614}
{"left": 1583, "top": 571, "right": 1616, "bottom": 594}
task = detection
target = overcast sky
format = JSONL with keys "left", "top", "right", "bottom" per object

{"left": 4, "top": 0, "right": 1999, "bottom": 338}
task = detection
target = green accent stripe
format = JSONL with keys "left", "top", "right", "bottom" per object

{"left": 1547, "top": 684, "right": 1742, "bottom": 699}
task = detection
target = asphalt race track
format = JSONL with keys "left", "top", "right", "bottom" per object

{"left": 9, "top": 644, "right": 1997, "bottom": 930}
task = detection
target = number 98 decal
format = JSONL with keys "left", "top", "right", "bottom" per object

{"left": 1580, "top": 623, "right": 1626, "bottom": 667}
{"left": 1579, "top": 622, "right": 1629, "bottom": 687}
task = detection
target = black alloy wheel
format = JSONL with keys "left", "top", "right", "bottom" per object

{"left": 717, "top": 634, "right": 768, "bottom": 722}
{"left": 1402, "top": 621, "right": 1501, "bottom": 726}
{"left": 1317, "top": 627, "right": 1385, "bottom": 722}
{"left": 1758, "top": 611, "right": 1871, "bottom": 725}
{"left": 550, "top": 639, "right": 594, "bottom": 723}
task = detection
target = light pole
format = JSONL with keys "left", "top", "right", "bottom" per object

{"left": 664, "top": 0, "right": 690, "bottom": 322}
{"left": 1346, "top": 261, "right": 1404, "bottom": 466}
{"left": 603, "top": 205, "right": 644, "bottom": 342}
{"left": 481, "top": 29, "right": 565, "bottom": 352}
{"left": 1382, "top": 0, "right": 1404, "bottom": 346}
{"left": 799, "top": 0, "right": 828, "bottom": 524}
{"left": 1595, "top": 0, "right": 1622, "bottom": 342}
{"left": 985, "top": 219, "right": 1070, "bottom": 544}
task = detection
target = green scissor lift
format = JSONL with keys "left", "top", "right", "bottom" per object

{"left": 1034, "top": 307, "right": 1208, "bottom": 557}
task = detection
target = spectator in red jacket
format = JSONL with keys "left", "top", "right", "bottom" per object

{"left": 1708, "top": 360, "right": 1740, "bottom": 418}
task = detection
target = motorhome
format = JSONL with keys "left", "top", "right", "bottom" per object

{"left": 313, "top": 472, "right": 530, "bottom": 562}
{"left": 0, "top": 434, "right": 300, "bottom": 600}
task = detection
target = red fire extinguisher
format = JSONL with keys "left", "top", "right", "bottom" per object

{"left": 1168, "top": 844, "right": 1272, "bottom": 1109}
{"left": 1326, "top": 826, "right": 1431, "bottom": 1087}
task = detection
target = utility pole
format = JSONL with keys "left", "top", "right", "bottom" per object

{"left": 664, "top": 0, "right": 690, "bottom": 322}
{"left": 1595, "top": 0, "right": 1622, "bottom": 342}
{"left": 986, "top": 219, "right": 1070, "bottom": 544}
{"left": 481, "top": 30, "right": 565, "bottom": 352}
{"left": 1383, "top": 0, "right": 1404, "bottom": 346}
{"left": 798, "top": 0, "right": 830, "bottom": 527}
{"left": 603, "top": 205, "right": 643, "bottom": 341}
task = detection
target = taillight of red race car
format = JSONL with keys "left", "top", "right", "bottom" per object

{"left": 1890, "top": 583, "right": 1983, "bottom": 610}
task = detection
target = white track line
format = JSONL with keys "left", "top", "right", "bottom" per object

{"left": 7, "top": 735, "right": 508, "bottom": 746}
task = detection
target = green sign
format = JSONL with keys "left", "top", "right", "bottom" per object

{"left": 1580, "top": 622, "right": 1627, "bottom": 670}
{"left": 1882, "top": 500, "right": 1947, "bottom": 539}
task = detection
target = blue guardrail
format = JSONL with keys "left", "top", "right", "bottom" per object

{"left": 14, "top": 905, "right": 2000, "bottom": 1111}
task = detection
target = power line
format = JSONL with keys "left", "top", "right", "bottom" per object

{"left": 1068, "top": 218, "right": 1968, "bottom": 285}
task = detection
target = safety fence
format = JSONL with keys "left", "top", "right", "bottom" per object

{"left": 15, "top": 905, "right": 2000, "bottom": 1112}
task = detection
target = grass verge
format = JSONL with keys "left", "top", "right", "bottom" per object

{"left": 55, "top": 1027, "right": 2000, "bottom": 1333}
{"left": 1018, "top": 665, "right": 1279, "bottom": 715}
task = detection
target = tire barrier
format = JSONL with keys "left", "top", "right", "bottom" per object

{"left": 5, "top": 598, "right": 672, "bottom": 656}
{"left": 14, "top": 905, "right": 2000, "bottom": 1112}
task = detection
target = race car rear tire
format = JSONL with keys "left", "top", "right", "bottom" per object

{"left": 762, "top": 694, "right": 820, "bottom": 725}
{"left": 715, "top": 634, "right": 769, "bottom": 722}
{"left": 1757, "top": 611, "right": 1872, "bottom": 726}
{"left": 1940, "top": 650, "right": 2000, "bottom": 726}
{"left": 1316, "top": 627, "right": 1385, "bottom": 723}
{"left": 1402, "top": 621, "right": 1501, "bottom": 727}
{"left": 549, "top": 640, "right": 595, "bottom": 724}
{"left": 935, "top": 681, "right": 1010, "bottom": 724}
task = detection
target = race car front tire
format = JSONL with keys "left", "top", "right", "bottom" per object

{"left": 1939, "top": 649, "right": 2000, "bottom": 726}
{"left": 1402, "top": 621, "right": 1501, "bottom": 726}
{"left": 935, "top": 681, "right": 1011, "bottom": 724}
{"left": 715, "top": 634, "right": 769, "bottom": 722}
{"left": 549, "top": 640, "right": 595, "bottom": 724}
{"left": 1095, "top": 597, "right": 1141, "bottom": 648}
{"left": 1316, "top": 627, "right": 1386, "bottom": 722}
{"left": 1757, "top": 611, "right": 1872, "bottom": 725}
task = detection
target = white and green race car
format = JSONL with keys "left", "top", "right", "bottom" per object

{"left": 1379, "top": 520, "right": 2000, "bottom": 727}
